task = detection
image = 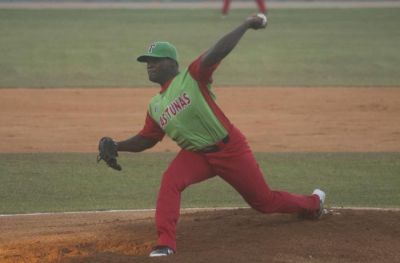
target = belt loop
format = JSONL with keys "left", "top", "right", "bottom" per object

{"left": 198, "top": 135, "right": 230, "bottom": 154}
{"left": 216, "top": 135, "right": 230, "bottom": 149}
{"left": 222, "top": 135, "right": 230, "bottom": 144}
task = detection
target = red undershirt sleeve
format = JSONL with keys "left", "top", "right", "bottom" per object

{"left": 188, "top": 54, "right": 220, "bottom": 88}
{"left": 137, "top": 112, "right": 165, "bottom": 141}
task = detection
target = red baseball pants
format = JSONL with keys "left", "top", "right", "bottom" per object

{"left": 155, "top": 126, "right": 319, "bottom": 251}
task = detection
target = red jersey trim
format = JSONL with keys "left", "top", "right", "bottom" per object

{"left": 196, "top": 82, "right": 233, "bottom": 134}
{"left": 188, "top": 55, "right": 233, "bottom": 133}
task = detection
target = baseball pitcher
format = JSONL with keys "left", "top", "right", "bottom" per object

{"left": 98, "top": 14, "right": 326, "bottom": 257}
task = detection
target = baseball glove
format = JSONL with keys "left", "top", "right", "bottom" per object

{"left": 97, "top": 137, "right": 122, "bottom": 171}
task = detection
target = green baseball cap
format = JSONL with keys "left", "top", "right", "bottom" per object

{"left": 137, "top": 41, "right": 178, "bottom": 63}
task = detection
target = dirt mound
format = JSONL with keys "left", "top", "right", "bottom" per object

{"left": 1, "top": 209, "right": 399, "bottom": 263}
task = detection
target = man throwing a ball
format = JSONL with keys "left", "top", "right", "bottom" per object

{"left": 101, "top": 14, "right": 326, "bottom": 257}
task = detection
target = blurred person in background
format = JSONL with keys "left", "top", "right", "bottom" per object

{"left": 222, "top": 0, "right": 267, "bottom": 16}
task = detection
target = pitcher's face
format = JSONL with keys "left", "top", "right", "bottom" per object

{"left": 146, "top": 57, "right": 178, "bottom": 85}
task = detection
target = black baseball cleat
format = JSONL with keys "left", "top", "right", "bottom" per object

{"left": 149, "top": 246, "right": 175, "bottom": 257}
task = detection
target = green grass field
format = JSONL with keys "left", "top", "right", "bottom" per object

{"left": 1, "top": 8, "right": 400, "bottom": 87}
{"left": 1, "top": 153, "right": 399, "bottom": 214}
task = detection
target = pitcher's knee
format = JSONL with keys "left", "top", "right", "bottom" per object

{"left": 160, "top": 172, "right": 188, "bottom": 193}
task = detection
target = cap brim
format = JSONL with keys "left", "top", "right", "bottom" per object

{"left": 137, "top": 54, "right": 178, "bottom": 63}
{"left": 137, "top": 55, "right": 151, "bottom": 62}
{"left": 137, "top": 54, "right": 167, "bottom": 62}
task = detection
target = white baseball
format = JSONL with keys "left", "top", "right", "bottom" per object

{"left": 257, "top": 13, "right": 267, "bottom": 26}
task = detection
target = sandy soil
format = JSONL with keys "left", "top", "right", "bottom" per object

{"left": 1, "top": 87, "right": 399, "bottom": 153}
{"left": 1, "top": 87, "right": 400, "bottom": 262}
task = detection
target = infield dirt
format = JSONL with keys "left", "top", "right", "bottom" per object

{"left": 1, "top": 87, "right": 400, "bottom": 263}
{"left": 1, "top": 87, "right": 400, "bottom": 153}
{"left": 1, "top": 208, "right": 400, "bottom": 263}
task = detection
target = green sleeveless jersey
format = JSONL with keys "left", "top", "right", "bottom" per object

{"left": 147, "top": 68, "right": 228, "bottom": 151}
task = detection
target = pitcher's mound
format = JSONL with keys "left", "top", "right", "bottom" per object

{"left": 1, "top": 208, "right": 399, "bottom": 263}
